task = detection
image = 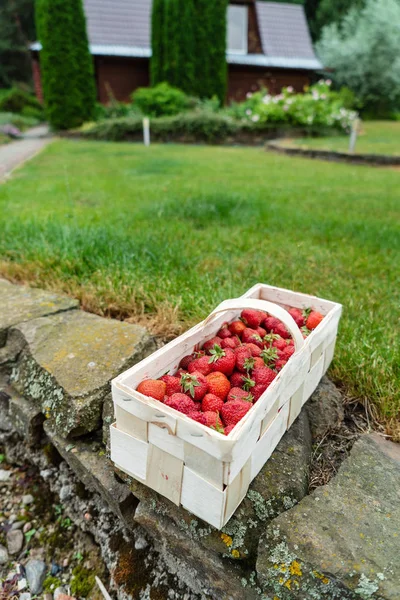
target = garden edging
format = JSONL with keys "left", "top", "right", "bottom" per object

{"left": 266, "top": 140, "right": 400, "bottom": 166}
{"left": 1, "top": 279, "right": 399, "bottom": 599}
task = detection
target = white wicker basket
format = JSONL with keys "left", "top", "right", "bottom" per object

{"left": 110, "top": 283, "right": 342, "bottom": 529}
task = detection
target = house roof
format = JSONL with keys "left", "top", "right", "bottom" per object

{"left": 32, "top": 0, "right": 322, "bottom": 71}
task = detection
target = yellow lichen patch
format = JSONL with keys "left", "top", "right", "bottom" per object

{"left": 273, "top": 597, "right": 280, "bottom": 600}
{"left": 313, "top": 571, "right": 330, "bottom": 585}
{"left": 231, "top": 549, "right": 240, "bottom": 558}
{"left": 289, "top": 560, "right": 303, "bottom": 577}
{"left": 284, "top": 579, "right": 292, "bottom": 590}
{"left": 220, "top": 533, "right": 233, "bottom": 547}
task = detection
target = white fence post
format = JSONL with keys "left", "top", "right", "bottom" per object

{"left": 143, "top": 117, "right": 150, "bottom": 147}
{"left": 349, "top": 118, "right": 360, "bottom": 154}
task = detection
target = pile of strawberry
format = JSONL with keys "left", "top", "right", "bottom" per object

{"left": 136, "top": 307, "right": 323, "bottom": 436}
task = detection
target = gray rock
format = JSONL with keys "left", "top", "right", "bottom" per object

{"left": 19, "top": 594, "right": 31, "bottom": 600}
{"left": 6, "top": 528, "right": 24, "bottom": 554}
{"left": 23, "top": 522, "right": 32, "bottom": 533}
{"left": 11, "top": 520, "right": 25, "bottom": 530}
{"left": 0, "top": 469, "right": 11, "bottom": 482}
{"left": 0, "top": 278, "right": 78, "bottom": 357}
{"left": 8, "top": 384, "right": 44, "bottom": 445}
{"left": 102, "top": 392, "right": 114, "bottom": 450}
{"left": 59, "top": 485, "right": 73, "bottom": 502}
{"left": 10, "top": 310, "right": 156, "bottom": 436}
{"left": 256, "top": 433, "right": 400, "bottom": 599}
{"left": 54, "top": 587, "right": 68, "bottom": 600}
{"left": 306, "top": 375, "right": 344, "bottom": 439}
{"left": 25, "top": 559, "right": 47, "bottom": 595}
{"left": 22, "top": 493, "right": 34, "bottom": 505}
{"left": 0, "top": 544, "right": 8, "bottom": 565}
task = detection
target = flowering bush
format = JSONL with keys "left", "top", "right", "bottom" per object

{"left": 228, "top": 81, "right": 357, "bottom": 131}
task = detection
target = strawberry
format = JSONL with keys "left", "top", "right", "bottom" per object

{"left": 203, "top": 411, "right": 225, "bottom": 433}
{"left": 263, "top": 316, "right": 281, "bottom": 332}
{"left": 230, "top": 371, "right": 246, "bottom": 388}
{"left": 256, "top": 326, "right": 267, "bottom": 338}
{"left": 179, "top": 351, "right": 204, "bottom": 370}
{"left": 189, "top": 411, "right": 208, "bottom": 425}
{"left": 188, "top": 355, "right": 213, "bottom": 376}
{"left": 225, "top": 424, "right": 236, "bottom": 435}
{"left": 206, "top": 371, "right": 231, "bottom": 400}
{"left": 217, "top": 323, "right": 232, "bottom": 339}
{"left": 272, "top": 337, "right": 287, "bottom": 351}
{"left": 137, "top": 379, "right": 166, "bottom": 401}
{"left": 242, "top": 375, "right": 256, "bottom": 391}
{"left": 208, "top": 345, "right": 236, "bottom": 376}
{"left": 252, "top": 383, "right": 268, "bottom": 402}
{"left": 235, "top": 346, "right": 253, "bottom": 372}
{"left": 227, "top": 387, "right": 254, "bottom": 402}
{"left": 221, "top": 336, "right": 240, "bottom": 350}
{"left": 274, "top": 323, "right": 290, "bottom": 339}
{"left": 165, "top": 393, "right": 197, "bottom": 415}
{"left": 201, "top": 393, "right": 224, "bottom": 413}
{"left": 253, "top": 357, "right": 265, "bottom": 369}
{"left": 275, "top": 359, "right": 287, "bottom": 371}
{"left": 159, "top": 375, "right": 182, "bottom": 396}
{"left": 253, "top": 366, "right": 276, "bottom": 387}
{"left": 260, "top": 347, "right": 279, "bottom": 368}
{"left": 278, "top": 346, "right": 295, "bottom": 362}
{"left": 306, "top": 311, "right": 324, "bottom": 330}
{"left": 221, "top": 399, "right": 252, "bottom": 427}
{"left": 174, "top": 368, "right": 188, "bottom": 377}
{"left": 288, "top": 307, "right": 305, "bottom": 327}
{"left": 242, "top": 327, "right": 264, "bottom": 348}
{"left": 241, "top": 309, "right": 265, "bottom": 329}
{"left": 229, "top": 320, "right": 246, "bottom": 336}
{"left": 202, "top": 336, "right": 222, "bottom": 353}
{"left": 245, "top": 343, "right": 262, "bottom": 357}
{"left": 181, "top": 372, "right": 208, "bottom": 401}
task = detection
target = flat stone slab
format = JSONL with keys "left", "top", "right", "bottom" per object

{"left": 256, "top": 433, "right": 400, "bottom": 599}
{"left": 305, "top": 375, "right": 344, "bottom": 439}
{"left": 0, "top": 279, "right": 78, "bottom": 347}
{"left": 11, "top": 310, "right": 156, "bottom": 436}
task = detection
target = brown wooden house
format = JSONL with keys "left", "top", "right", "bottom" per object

{"left": 31, "top": 0, "right": 321, "bottom": 105}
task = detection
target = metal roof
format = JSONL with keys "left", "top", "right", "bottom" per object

{"left": 32, "top": 0, "right": 321, "bottom": 71}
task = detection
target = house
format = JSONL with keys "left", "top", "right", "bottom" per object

{"left": 31, "top": 0, "right": 321, "bottom": 104}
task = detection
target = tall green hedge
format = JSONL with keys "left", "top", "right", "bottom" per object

{"left": 36, "top": 0, "right": 96, "bottom": 130}
{"left": 151, "top": 0, "right": 227, "bottom": 104}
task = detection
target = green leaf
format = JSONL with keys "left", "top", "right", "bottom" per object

{"left": 25, "top": 528, "right": 37, "bottom": 542}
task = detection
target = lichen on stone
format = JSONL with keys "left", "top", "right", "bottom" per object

{"left": 355, "top": 574, "right": 379, "bottom": 599}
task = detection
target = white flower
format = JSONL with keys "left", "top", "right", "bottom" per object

{"left": 251, "top": 114, "right": 260, "bottom": 122}
{"left": 287, "top": 86, "right": 294, "bottom": 93}
{"left": 262, "top": 95, "right": 271, "bottom": 104}
{"left": 312, "top": 91, "right": 319, "bottom": 100}
{"left": 246, "top": 109, "right": 252, "bottom": 116}
{"left": 246, "top": 92, "right": 253, "bottom": 99}
{"left": 326, "top": 79, "right": 332, "bottom": 86}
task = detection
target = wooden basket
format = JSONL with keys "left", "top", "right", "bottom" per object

{"left": 110, "top": 283, "right": 342, "bottom": 529}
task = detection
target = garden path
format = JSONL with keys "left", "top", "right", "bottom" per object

{"left": 0, "top": 125, "right": 51, "bottom": 180}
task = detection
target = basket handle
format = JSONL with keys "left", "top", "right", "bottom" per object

{"left": 201, "top": 298, "right": 304, "bottom": 351}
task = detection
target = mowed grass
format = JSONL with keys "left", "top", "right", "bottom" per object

{"left": 0, "top": 139, "right": 399, "bottom": 433}
{"left": 283, "top": 121, "right": 400, "bottom": 156}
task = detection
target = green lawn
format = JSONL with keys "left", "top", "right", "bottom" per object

{"left": 282, "top": 121, "right": 400, "bottom": 156}
{"left": 0, "top": 139, "right": 399, "bottom": 433}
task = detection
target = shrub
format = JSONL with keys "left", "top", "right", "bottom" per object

{"left": 35, "top": 0, "right": 96, "bottom": 129}
{"left": 316, "top": 0, "right": 400, "bottom": 115}
{"left": 0, "top": 87, "right": 43, "bottom": 116}
{"left": 0, "top": 112, "right": 40, "bottom": 131}
{"left": 228, "top": 81, "right": 357, "bottom": 132}
{"left": 132, "top": 83, "right": 190, "bottom": 117}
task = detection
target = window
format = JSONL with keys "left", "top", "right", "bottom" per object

{"left": 227, "top": 5, "right": 248, "bottom": 54}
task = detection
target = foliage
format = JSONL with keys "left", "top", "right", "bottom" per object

{"left": 0, "top": 0, "right": 35, "bottom": 87}
{"left": 0, "top": 111, "right": 40, "bottom": 131}
{"left": 132, "top": 82, "right": 191, "bottom": 117}
{"left": 0, "top": 139, "right": 398, "bottom": 432}
{"left": 35, "top": 0, "right": 96, "bottom": 130}
{"left": 150, "top": 0, "right": 227, "bottom": 102}
{"left": 317, "top": 0, "right": 400, "bottom": 115}
{"left": 228, "top": 81, "right": 357, "bottom": 131}
{"left": 0, "top": 87, "right": 43, "bottom": 119}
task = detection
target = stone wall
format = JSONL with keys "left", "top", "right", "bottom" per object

{"left": 1, "top": 279, "right": 399, "bottom": 599}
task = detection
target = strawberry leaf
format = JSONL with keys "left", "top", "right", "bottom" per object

{"left": 208, "top": 344, "right": 225, "bottom": 364}
{"left": 242, "top": 376, "right": 255, "bottom": 391}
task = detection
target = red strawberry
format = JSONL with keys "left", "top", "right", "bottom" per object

{"left": 159, "top": 375, "right": 182, "bottom": 396}
{"left": 253, "top": 366, "right": 276, "bottom": 387}
{"left": 275, "top": 359, "right": 287, "bottom": 371}
{"left": 253, "top": 357, "right": 265, "bottom": 369}
{"left": 137, "top": 379, "right": 166, "bottom": 401}
{"left": 179, "top": 351, "right": 204, "bottom": 370}
{"left": 202, "top": 336, "right": 222, "bottom": 353}
{"left": 189, "top": 411, "right": 208, "bottom": 425}
{"left": 181, "top": 372, "right": 208, "bottom": 401}
{"left": 188, "top": 355, "right": 213, "bottom": 376}
{"left": 242, "top": 327, "right": 264, "bottom": 348}
{"left": 275, "top": 323, "right": 290, "bottom": 339}
{"left": 236, "top": 346, "right": 253, "bottom": 372}
{"left": 201, "top": 393, "right": 224, "bottom": 413}
{"left": 221, "top": 336, "right": 240, "bottom": 350}
{"left": 225, "top": 424, "right": 236, "bottom": 435}
{"left": 263, "top": 316, "right": 281, "bottom": 332}
{"left": 252, "top": 383, "right": 268, "bottom": 402}
{"left": 229, "top": 320, "right": 246, "bottom": 336}
{"left": 230, "top": 371, "right": 246, "bottom": 388}
{"left": 245, "top": 343, "right": 262, "bottom": 357}
{"left": 241, "top": 309, "right": 265, "bottom": 329}
{"left": 206, "top": 372, "right": 231, "bottom": 400}
{"left": 227, "top": 387, "right": 254, "bottom": 402}
{"left": 165, "top": 393, "right": 197, "bottom": 415}
{"left": 279, "top": 346, "right": 295, "bottom": 362}
{"left": 203, "top": 411, "right": 225, "bottom": 433}
{"left": 288, "top": 307, "right": 305, "bottom": 327}
{"left": 217, "top": 323, "right": 232, "bottom": 339}
{"left": 221, "top": 399, "right": 252, "bottom": 427}
{"left": 256, "top": 326, "right": 267, "bottom": 338}
{"left": 208, "top": 345, "right": 236, "bottom": 376}
{"left": 273, "top": 337, "right": 287, "bottom": 351}
{"left": 174, "top": 368, "right": 188, "bottom": 377}
{"left": 306, "top": 311, "right": 323, "bottom": 330}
